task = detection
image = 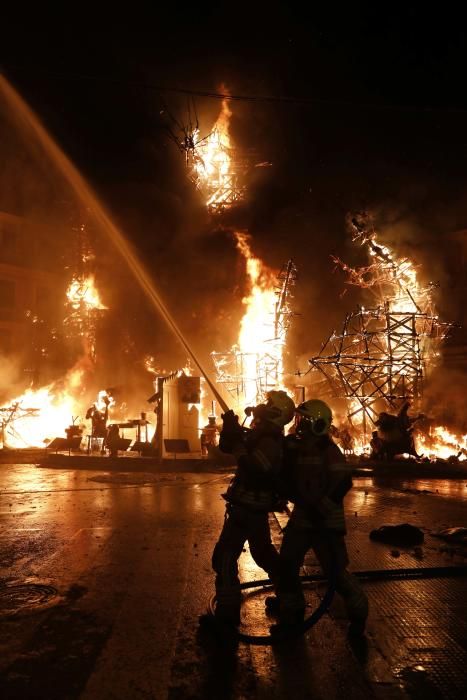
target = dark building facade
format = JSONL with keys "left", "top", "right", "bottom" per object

{"left": 0, "top": 210, "right": 65, "bottom": 386}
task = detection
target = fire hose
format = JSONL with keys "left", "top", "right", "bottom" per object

{"left": 206, "top": 564, "right": 467, "bottom": 646}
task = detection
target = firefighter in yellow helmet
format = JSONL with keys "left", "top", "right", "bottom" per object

{"left": 201, "top": 390, "right": 295, "bottom": 631}
{"left": 272, "top": 399, "right": 368, "bottom": 636}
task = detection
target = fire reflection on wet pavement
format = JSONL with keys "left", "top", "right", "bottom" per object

{"left": 0, "top": 463, "right": 466, "bottom": 699}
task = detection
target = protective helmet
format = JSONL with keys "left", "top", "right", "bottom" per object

{"left": 263, "top": 390, "right": 295, "bottom": 427}
{"left": 296, "top": 399, "right": 332, "bottom": 436}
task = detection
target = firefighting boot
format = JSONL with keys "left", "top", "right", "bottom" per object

{"left": 270, "top": 604, "right": 305, "bottom": 639}
{"left": 270, "top": 618, "right": 303, "bottom": 640}
{"left": 199, "top": 597, "right": 241, "bottom": 632}
{"left": 198, "top": 612, "right": 240, "bottom": 647}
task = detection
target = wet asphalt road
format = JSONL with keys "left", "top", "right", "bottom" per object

{"left": 0, "top": 463, "right": 466, "bottom": 700}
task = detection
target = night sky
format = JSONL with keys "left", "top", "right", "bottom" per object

{"left": 1, "top": 6, "right": 466, "bottom": 393}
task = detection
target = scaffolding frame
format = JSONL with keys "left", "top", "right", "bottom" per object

{"left": 0, "top": 404, "right": 40, "bottom": 448}
{"left": 164, "top": 98, "right": 256, "bottom": 213}
{"left": 310, "top": 304, "right": 451, "bottom": 433}
{"left": 187, "top": 134, "right": 250, "bottom": 212}
{"left": 63, "top": 220, "right": 105, "bottom": 360}
{"left": 309, "top": 213, "right": 454, "bottom": 433}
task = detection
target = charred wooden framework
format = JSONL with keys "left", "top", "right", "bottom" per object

{"left": 63, "top": 220, "right": 104, "bottom": 360}
{"left": 0, "top": 405, "right": 39, "bottom": 448}
{"left": 309, "top": 304, "right": 451, "bottom": 432}
{"left": 164, "top": 98, "right": 250, "bottom": 212}
{"left": 308, "top": 214, "right": 454, "bottom": 432}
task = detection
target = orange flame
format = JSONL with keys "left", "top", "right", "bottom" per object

{"left": 192, "top": 99, "right": 235, "bottom": 211}
{"left": 66, "top": 274, "right": 107, "bottom": 311}
{"left": 212, "top": 234, "right": 287, "bottom": 413}
{"left": 144, "top": 355, "right": 160, "bottom": 375}
{"left": 236, "top": 233, "right": 282, "bottom": 405}
{"left": 416, "top": 427, "right": 467, "bottom": 462}
{"left": 1, "top": 367, "right": 85, "bottom": 448}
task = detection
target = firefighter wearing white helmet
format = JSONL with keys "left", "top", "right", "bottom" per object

{"left": 272, "top": 398, "right": 369, "bottom": 637}
{"left": 201, "top": 390, "right": 295, "bottom": 630}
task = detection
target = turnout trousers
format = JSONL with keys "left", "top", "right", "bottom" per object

{"left": 278, "top": 522, "right": 368, "bottom": 625}
{"left": 212, "top": 502, "right": 279, "bottom": 622}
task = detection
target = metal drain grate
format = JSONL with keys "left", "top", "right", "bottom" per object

{"left": 0, "top": 583, "right": 58, "bottom": 616}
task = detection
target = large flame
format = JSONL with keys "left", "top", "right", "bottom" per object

{"left": 190, "top": 99, "right": 236, "bottom": 211}
{"left": 416, "top": 427, "right": 467, "bottom": 462}
{"left": 1, "top": 368, "right": 85, "bottom": 448}
{"left": 236, "top": 233, "right": 283, "bottom": 406}
{"left": 66, "top": 274, "right": 107, "bottom": 311}
{"left": 1, "top": 271, "right": 109, "bottom": 449}
{"left": 212, "top": 234, "right": 289, "bottom": 413}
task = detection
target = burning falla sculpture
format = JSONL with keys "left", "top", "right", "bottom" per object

{"left": 309, "top": 212, "right": 465, "bottom": 461}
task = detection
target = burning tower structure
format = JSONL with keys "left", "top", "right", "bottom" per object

{"left": 168, "top": 94, "right": 297, "bottom": 421}
{"left": 63, "top": 215, "right": 107, "bottom": 364}
{"left": 167, "top": 97, "right": 249, "bottom": 213}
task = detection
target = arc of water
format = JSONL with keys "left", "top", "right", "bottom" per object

{"left": 0, "top": 75, "right": 229, "bottom": 413}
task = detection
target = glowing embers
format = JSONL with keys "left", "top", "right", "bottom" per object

{"left": 212, "top": 233, "right": 296, "bottom": 411}
{"left": 144, "top": 355, "right": 161, "bottom": 376}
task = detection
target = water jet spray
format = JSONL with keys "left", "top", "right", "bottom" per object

{"left": 0, "top": 74, "right": 229, "bottom": 413}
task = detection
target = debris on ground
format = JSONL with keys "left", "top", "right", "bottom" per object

{"left": 432, "top": 527, "right": 467, "bottom": 544}
{"left": 369, "top": 523, "right": 424, "bottom": 546}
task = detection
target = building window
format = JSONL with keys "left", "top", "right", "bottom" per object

{"left": 0, "top": 279, "right": 15, "bottom": 309}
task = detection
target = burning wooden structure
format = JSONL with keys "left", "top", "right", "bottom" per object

{"left": 64, "top": 218, "right": 106, "bottom": 361}
{"left": 167, "top": 97, "right": 253, "bottom": 212}
{"left": 309, "top": 213, "right": 455, "bottom": 436}
{"left": 212, "top": 247, "right": 297, "bottom": 411}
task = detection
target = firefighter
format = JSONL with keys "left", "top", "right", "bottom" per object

{"left": 272, "top": 399, "right": 368, "bottom": 637}
{"left": 201, "top": 390, "right": 295, "bottom": 630}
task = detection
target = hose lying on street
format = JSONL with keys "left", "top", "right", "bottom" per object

{"left": 207, "top": 564, "right": 467, "bottom": 646}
